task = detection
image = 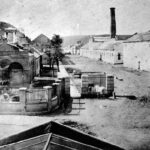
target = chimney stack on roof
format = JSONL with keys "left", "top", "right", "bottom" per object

{"left": 110, "top": 8, "right": 116, "bottom": 38}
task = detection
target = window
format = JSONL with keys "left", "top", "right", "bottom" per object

{"left": 118, "top": 53, "right": 121, "bottom": 60}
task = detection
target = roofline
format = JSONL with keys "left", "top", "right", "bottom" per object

{"left": 123, "top": 40, "right": 150, "bottom": 43}
{"left": 30, "top": 46, "right": 44, "bottom": 55}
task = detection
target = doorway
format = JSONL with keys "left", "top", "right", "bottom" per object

{"left": 8, "top": 62, "right": 24, "bottom": 86}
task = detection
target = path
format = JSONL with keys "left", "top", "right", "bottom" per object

{"left": 0, "top": 55, "right": 150, "bottom": 150}
{"left": 66, "top": 55, "right": 150, "bottom": 97}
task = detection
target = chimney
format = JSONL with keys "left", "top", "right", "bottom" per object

{"left": 110, "top": 8, "right": 116, "bottom": 38}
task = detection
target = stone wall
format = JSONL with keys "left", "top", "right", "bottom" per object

{"left": 123, "top": 41, "right": 150, "bottom": 71}
{"left": 81, "top": 73, "right": 114, "bottom": 97}
{"left": 0, "top": 78, "right": 64, "bottom": 114}
{"left": 0, "top": 43, "right": 35, "bottom": 86}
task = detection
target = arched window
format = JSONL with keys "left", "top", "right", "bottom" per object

{"left": 0, "top": 59, "right": 11, "bottom": 68}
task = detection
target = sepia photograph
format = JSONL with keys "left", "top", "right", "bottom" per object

{"left": 0, "top": 0, "right": 150, "bottom": 149}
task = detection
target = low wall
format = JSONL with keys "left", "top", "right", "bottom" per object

{"left": 58, "top": 65, "right": 70, "bottom": 96}
{"left": 0, "top": 80, "right": 64, "bottom": 115}
{"left": 81, "top": 73, "right": 114, "bottom": 97}
{"left": 0, "top": 64, "right": 71, "bottom": 114}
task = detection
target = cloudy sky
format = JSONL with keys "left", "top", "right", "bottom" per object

{"left": 0, "top": 0, "right": 150, "bottom": 39}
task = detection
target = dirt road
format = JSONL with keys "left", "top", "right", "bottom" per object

{"left": 63, "top": 55, "right": 150, "bottom": 150}
{"left": 64, "top": 55, "right": 150, "bottom": 97}
{"left": 0, "top": 55, "right": 150, "bottom": 150}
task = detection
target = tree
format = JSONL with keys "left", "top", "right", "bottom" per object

{"left": 51, "top": 34, "right": 63, "bottom": 59}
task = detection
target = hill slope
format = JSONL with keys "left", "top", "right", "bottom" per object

{"left": 62, "top": 35, "right": 90, "bottom": 47}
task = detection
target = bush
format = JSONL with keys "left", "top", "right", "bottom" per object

{"left": 138, "top": 95, "right": 150, "bottom": 105}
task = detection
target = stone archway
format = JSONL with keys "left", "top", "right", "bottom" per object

{"left": 8, "top": 62, "right": 24, "bottom": 86}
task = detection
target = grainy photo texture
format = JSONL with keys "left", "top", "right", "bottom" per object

{"left": 0, "top": 0, "right": 150, "bottom": 149}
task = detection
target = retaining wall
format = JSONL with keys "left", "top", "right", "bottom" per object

{"left": 0, "top": 80, "right": 63, "bottom": 115}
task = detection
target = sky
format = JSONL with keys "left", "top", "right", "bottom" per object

{"left": 0, "top": 0, "right": 150, "bottom": 39}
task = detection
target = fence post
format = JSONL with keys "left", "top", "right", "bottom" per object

{"left": 55, "top": 79, "right": 62, "bottom": 105}
{"left": 19, "top": 87, "right": 27, "bottom": 112}
{"left": 43, "top": 86, "right": 52, "bottom": 112}
{"left": 64, "top": 77, "right": 70, "bottom": 96}
{"left": 81, "top": 74, "right": 89, "bottom": 97}
{"left": 106, "top": 75, "right": 114, "bottom": 96}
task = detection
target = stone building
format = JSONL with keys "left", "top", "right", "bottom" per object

{"left": 123, "top": 31, "right": 150, "bottom": 71}
{"left": 98, "top": 39, "right": 123, "bottom": 64}
{"left": 0, "top": 43, "right": 34, "bottom": 87}
{"left": 32, "top": 34, "right": 51, "bottom": 53}
{"left": 80, "top": 37, "right": 124, "bottom": 64}
{"left": 80, "top": 35, "right": 111, "bottom": 59}
{"left": 0, "top": 25, "right": 30, "bottom": 48}
{"left": 0, "top": 22, "right": 44, "bottom": 87}
{"left": 79, "top": 8, "right": 131, "bottom": 64}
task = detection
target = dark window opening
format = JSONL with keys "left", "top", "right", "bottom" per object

{"left": 118, "top": 53, "right": 121, "bottom": 60}
{"left": 8, "top": 62, "right": 23, "bottom": 72}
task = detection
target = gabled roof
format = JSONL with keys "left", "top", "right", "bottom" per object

{"left": 91, "top": 34, "right": 132, "bottom": 42}
{"left": 30, "top": 46, "right": 44, "bottom": 55}
{"left": 32, "top": 34, "right": 51, "bottom": 44}
{"left": 91, "top": 35, "right": 111, "bottom": 42}
{"left": 0, "top": 43, "right": 24, "bottom": 52}
{"left": 4, "top": 27, "right": 17, "bottom": 31}
{"left": 0, "top": 21, "right": 15, "bottom": 31}
{"left": 126, "top": 31, "right": 150, "bottom": 42}
{"left": 115, "top": 35, "right": 132, "bottom": 40}
{"left": 99, "top": 39, "right": 122, "bottom": 50}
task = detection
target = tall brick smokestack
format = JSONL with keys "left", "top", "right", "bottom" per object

{"left": 110, "top": 7, "right": 116, "bottom": 38}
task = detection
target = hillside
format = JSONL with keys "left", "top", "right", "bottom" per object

{"left": 62, "top": 35, "right": 90, "bottom": 47}
{"left": 62, "top": 34, "right": 132, "bottom": 48}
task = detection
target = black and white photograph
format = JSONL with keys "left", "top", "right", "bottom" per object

{"left": 0, "top": 0, "right": 150, "bottom": 149}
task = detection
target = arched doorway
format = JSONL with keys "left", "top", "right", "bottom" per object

{"left": 8, "top": 62, "right": 24, "bottom": 86}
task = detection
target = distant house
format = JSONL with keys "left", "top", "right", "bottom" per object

{"left": 30, "top": 46, "right": 49, "bottom": 69}
{"left": 98, "top": 40, "right": 123, "bottom": 64}
{"left": 32, "top": 34, "right": 51, "bottom": 53}
{"left": 80, "top": 43, "right": 90, "bottom": 57}
{"left": 70, "top": 42, "right": 82, "bottom": 55}
{"left": 79, "top": 35, "right": 108, "bottom": 59}
{"left": 63, "top": 45, "right": 72, "bottom": 54}
{"left": 123, "top": 31, "right": 150, "bottom": 71}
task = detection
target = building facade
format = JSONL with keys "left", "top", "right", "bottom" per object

{"left": 123, "top": 41, "right": 150, "bottom": 71}
{"left": 123, "top": 31, "right": 150, "bottom": 71}
{"left": 0, "top": 43, "right": 35, "bottom": 87}
{"left": 99, "top": 40, "right": 123, "bottom": 64}
{"left": 79, "top": 36, "right": 123, "bottom": 64}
